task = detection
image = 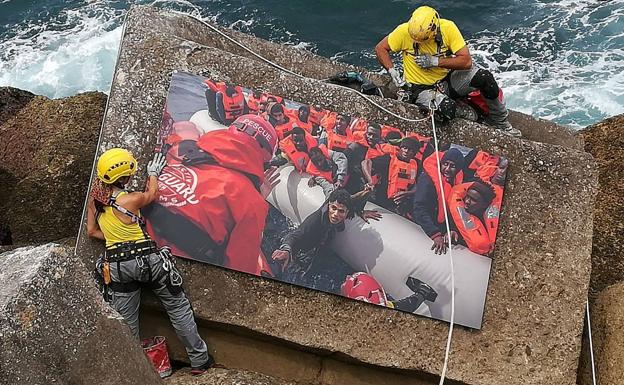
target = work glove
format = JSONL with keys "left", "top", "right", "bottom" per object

{"left": 388, "top": 67, "right": 405, "bottom": 88}
{"left": 147, "top": 152, "right": 167, "bottom": 177}
{"left": 414, "top": 54, "right": 439, "bottom": 69}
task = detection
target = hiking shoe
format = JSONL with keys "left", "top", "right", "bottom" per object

{"left": 455, "top": 103, "right": 479, "bottom": 122}
{"left": 497, "top": 122, "right": 522, "bottom": 138}
{"left": 190, "top": 354, "right": 215, "bottom": 375}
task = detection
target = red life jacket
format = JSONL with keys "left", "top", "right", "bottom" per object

{"left": 468, "top": 150, "right": 500, "bottom": 171}
{"left": 305, "top": 145, "right": 334, "bottom": 182}
{"left": 279, "top": 133, "right": 318, "bottom": 172}
{"left": 326, "top": 129, "right": 353, "bottom": 152}
{"left": 422, "top": 151, "right": 464, "bottom": 224}
{"left": 381, "top": 124, "right": 404, "bottom": 139}
{"left": 352, "top": 118, "right": 369, "bottom": 133}
{"left": 320, "top": 111, "right": 337, "bottom": 131}
{"left": 205, "top": 80, "right": 246, "bottom": 121}
{"left": 387, "top": 155, "right": 418, "bottom": 199}
{"left": 448, "top": 182, "right": 497, "bottom": 255}
{"left": 309, "top": 107, "right": 324, "bottom": 126}
{"left": 246, "top": 94, "right": 260, "bottom": 114}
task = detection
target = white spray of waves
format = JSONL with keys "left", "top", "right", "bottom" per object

{"left": 0, "top": 0, "right": 202, "bottom": 98}
{"left": 469, "top": 0, "right": 624, "bottom": 128}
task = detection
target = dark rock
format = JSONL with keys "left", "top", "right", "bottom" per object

{"left": 578, "top": 114, "right": 624, "bottom": 296}
{"left": 0, "top": 244, "right": 163, "bottom": 385}
{"left": 0, "top": 87, "right": 35, "bottom": 125}
{"left": 0, "top": 91, "right": 105, "bottom": 244}
{"left": 75, "top": 6, "right": 598, "bottom": 385}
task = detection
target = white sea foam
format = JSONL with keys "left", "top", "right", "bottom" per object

{"left": 469, "top": 0, "right": 624, "bottom": 128}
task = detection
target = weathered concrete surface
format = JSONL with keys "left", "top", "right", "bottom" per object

{"left": 0, "top": 90, "right": 105, "bottom": 244}
{"left": 0, "top": 244, "right": 162, "bottom": 385}
{"left": 143, "top": 7, "right": 581, "bottom": 149}
{"left": 578, "top": 282, "right": 624, "bottom": 385}
{"left": 141, "top": 307, "right": 435, "bottom": 385}
{"left": 165, "top": 368, "right": 300, "bottom": 385}
{"left": 578, "top": 114, "right": 624, "bottom": 296}
{"left": 76, "top": 6, "right": 598, "bottom": 385}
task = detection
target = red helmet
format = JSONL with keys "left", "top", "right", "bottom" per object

{"left": 229, "top": 114, "right": 278, "bottom": 161}
{"left": 341, "top": 272, "right": 388, "bottom": 306}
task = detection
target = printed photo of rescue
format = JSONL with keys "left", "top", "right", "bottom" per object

{"left": 146, "top": 71, "right": 509, "bottom": 329}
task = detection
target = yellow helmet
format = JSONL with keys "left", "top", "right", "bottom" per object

{"left": 408, "top": 6, "right": 439, "bottom": 42}
{"left": 96, "top": 148, "right": 137, "bottom": 184}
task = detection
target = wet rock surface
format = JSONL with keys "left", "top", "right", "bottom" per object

{"left": 0, "top": 90, "right": 105, "bottom": 244}
{"left": 0, "top": 244, "right": 162, "bottom": 385}
{"left": 579, "top": 114, "right": 624, "bottom": 296}
{"left": 75, "top": 6, "right": 598, "bottom": 385}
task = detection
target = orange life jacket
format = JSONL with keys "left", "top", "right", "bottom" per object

{"left": 387, "top": 155, "right": 418, "bottom": 199}
{"left": 351, "top": 132, "right": 387, "bottom": 160}
{"left": 381, "top": 125, "right": 404, "bottom": 139}
{"left": 351, "top": 118, "right": 369, "bottom": 133}
{"left": 468, "top": 150, "right": 500, "bottom": 171}
{"left": 309, "top": 107, "right": 324, "bottom": 126}
{"left": 306, "top": 145, "right": 334, "bottom": 182}
{"left": 448, "top": 182, "right": 497, "bottom": 255}
{"left": 206, "top": 81, "right": 246, "bottom": 121}
{"left": 279, "top": 133, "right": 318, "bottom": 172}
{"left": 320, "top": 111, "right": 337, "bottom": 131}
{"left": 326, "top": 129, "right": 353, "bottom": 152}
{"left": 422, "top": 151, "right": 464, "bottom": 224}
{"left": 246, "top": 94, "right": 260, "bottom": 114}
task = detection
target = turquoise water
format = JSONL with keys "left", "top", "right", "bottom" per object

{"left": 0, "top": 0, "right": 622, "bottom": 128}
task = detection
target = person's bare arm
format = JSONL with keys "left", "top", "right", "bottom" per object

{"left": 116, "top": 175, "right": 160, "bottom": 213}
{"left": 438, "top": 46, "right": 472, "bottom": 70}
{"left": 361, "top": 159, "right": 374, "bottom": 187}
{"left": 375, "top": 36, "right": 394, "bottom": 70}
{"left": 86, "top": 197, "right": 105, "bottom": 240}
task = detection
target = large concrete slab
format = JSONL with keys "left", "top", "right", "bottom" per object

{"left": 0, "top": 244, "right": 162, "bottom": 385}
{"left": 76, "top": 6, "right": 598, "bottom": 385}
{"left": 579, "top": 114, "right": 624, "bottom": 296}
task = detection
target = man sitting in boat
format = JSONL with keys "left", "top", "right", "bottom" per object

{"left": 271, "top": 189, "right": 353, "bottom": 282}
{"left": 411, "top": 148, "right": 465, "bottom": 255}
{"left": 319, "top": 113, "right": 354, "bottom": 153}
{"left": 448, "top": 181, "right": 497, "bottom": 256}
{"left": 270, "top": 127, "right": 318, "bottom": 172}
{"left": 343, "top": 123, "right": 389, "bottom": 194}
{"left": 361, "top": 137, "right": 421, "bottom": 215}
{"left": 306, "top": 145, "right": 348, "bottom": 197}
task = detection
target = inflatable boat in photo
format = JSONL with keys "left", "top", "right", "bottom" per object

{"left": 267, "top": 165, "right": 492, "bottom": 329}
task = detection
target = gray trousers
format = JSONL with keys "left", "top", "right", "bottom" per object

{"left": 413, "top": 67, "right": 510, "bottom": 128}
{"left": 97, "top": 253, "right": 209, "bottom": 367}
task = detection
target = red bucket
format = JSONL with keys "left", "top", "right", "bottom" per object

{"left": 142, "top": 336, "right": 172, "bottom": 378}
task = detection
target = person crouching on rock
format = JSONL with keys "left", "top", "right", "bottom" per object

{"left": 86, "top": 148, "right": 214, "bottom": 375}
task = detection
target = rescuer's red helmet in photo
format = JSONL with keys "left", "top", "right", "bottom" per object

{"left": 341, "top": 272, "right": 388, "bottom": 306}
{"left": 228, "top": 114, "right": 278, "bottom": 162}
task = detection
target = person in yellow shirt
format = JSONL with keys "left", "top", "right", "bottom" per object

{"left": 86, "top": 148, "right": 214, "bottom": 375}
{"left": 375, "top": 6, "right": 520, "bottom": 137}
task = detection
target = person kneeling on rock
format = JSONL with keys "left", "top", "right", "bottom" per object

{"left": 86, "top": 148, "right": 213, "bottom": 375}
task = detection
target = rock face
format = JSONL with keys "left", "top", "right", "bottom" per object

{"left": 76, "top": 6, "right": 598, "bottom": 385}
{"left": 578, "top": 282, "right": 624, "bottom": 385}
{"left": 0, "top": 244, "right": 162, "bottom": 385}
{"left": 0, "top": 87, "right": 35, "bottom": 125}
{"left": 579, "top": 114, "right": 624, "bottom": 296}
{"left": 0, "top": 90, "right": 105, "bottom": 244}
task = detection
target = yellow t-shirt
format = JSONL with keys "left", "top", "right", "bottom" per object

{"left": 97, "top": 191, "right": 148, "bottom": 248}
{"left": 387, "top": 19, "right": 466, "bottom": 85}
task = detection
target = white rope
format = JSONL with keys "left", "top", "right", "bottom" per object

{"left": 428, "top": 98, "right": 456, "bottom": 385}
{"left": 169, "top": 10, "right": 453, "bottom": 382}
{"left": 169, "top": 10, "right": 431, "bottom": 123}
{"left": 586, "top": 299, "right": 597, "bottom": 385}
